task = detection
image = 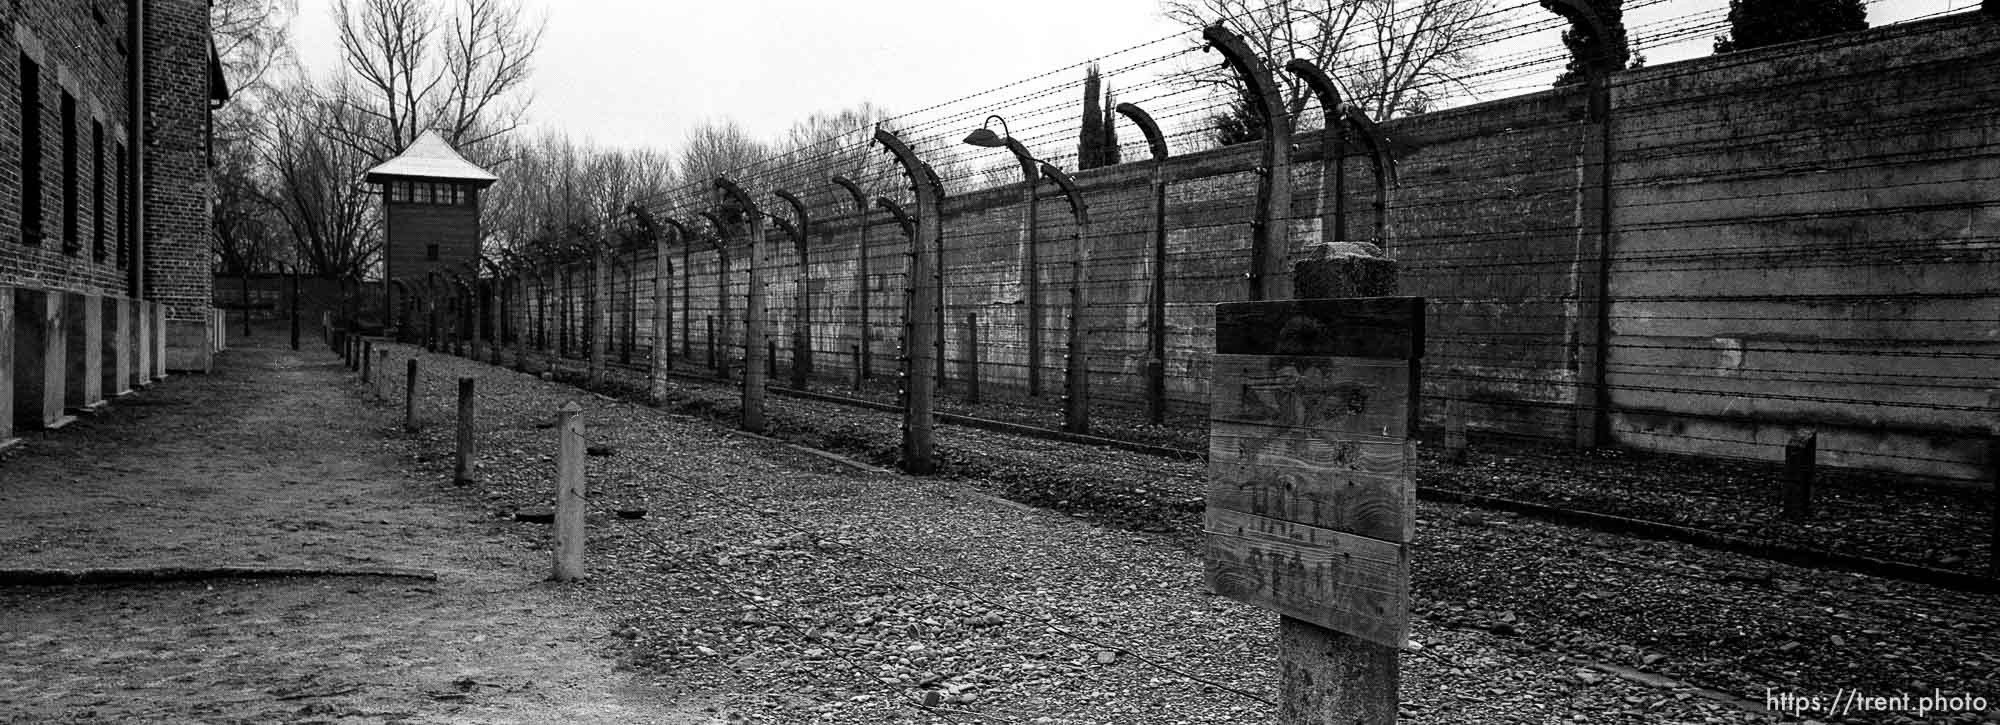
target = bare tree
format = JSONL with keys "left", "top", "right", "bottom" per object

{"left": 210, "top": 0, "right": 296, "bottom": 277}
{"left": 213, "top": 0, "right": 297, "bottom": 98}
{"left": 678, "top": 119, "right": 770, "bottom": 192}
{"left": 771, "top": 102, "right": 895, "bottom": 207}
{"left": 256, "top": 84, "right": 382, "bottom": 279}
{"left": 480, "top": 131, "right": 674, "bottom": 256}
{"left": 332, "top": 0, "right": 544, "bottom": 159}
{"left": 1163, "top": 0, "right": 1494, "bottom": 143}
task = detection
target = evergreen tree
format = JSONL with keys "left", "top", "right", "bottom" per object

{"left": 1207, "top": 88, "right": 1267, "bottom": 147}
{"left": 1552, "top": 0, "right": 1630, "bottom": 86}
{"left": 1713, "top": 0, "right": 1867, "bottom": 53}
{"left": 1079, "top": 64, "right": 1105, "bottom": 169}
{"left": 1101, "top": 87, "right": 1121, "bottom": 166}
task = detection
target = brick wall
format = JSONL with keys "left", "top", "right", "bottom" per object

{"left": 0, "top": 0, "right": 136, "bottom": 297}
{"left": 142, "top": 0, "right": 215, "bottom": 371}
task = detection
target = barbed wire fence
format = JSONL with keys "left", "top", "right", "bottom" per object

{"left": 372, "top": 0, "right": 1997, "bottom": 582}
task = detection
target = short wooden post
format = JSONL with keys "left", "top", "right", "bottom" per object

{"left": 964, "top": 312, "right": 980, "bottom": 404}
{"left": 589, "top": 246, "right": 608, "bottom": 385}
{"left": 404, "top": 358, "right": 420, "bottom": 433}
{"left": 454, "top": 377, "right": 477, "bottom": 485}
{"left": 650, "top": 238, "right": 672, "bottom": 402}
{"left": 361, "top": 340, "right": 373, "bottom": 383}
{"left": 851, "top": 344, "right": 863, "bottom": 391}
{"left": 767, "top": 339, "right": 778, "bottom": 380}
{"left": 1989, "top": 435, "right": 1998, "bottom": 579}
{"left": 553, "top": 400, "right": 587, "bottom": 581}
{"left": 1444, "top": 377, "right": 1468, "bottom": 464}
{"left": 289, "top": 271, "right": 300, "bottom": 351}
{"left": 375, "top": 349, "right": 389, "bottom": 399}
{"left": 1782, "top": 431, "right": 1816, "bottom": 520}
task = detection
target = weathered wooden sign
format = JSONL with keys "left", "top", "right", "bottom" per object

{"left": 1205, "top": 296, "right": 1422, "bottom": 648}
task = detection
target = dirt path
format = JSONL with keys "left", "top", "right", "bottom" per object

{"left": 0, "top": 329, "right": 716, "bottom": 724}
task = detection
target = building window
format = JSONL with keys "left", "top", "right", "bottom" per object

{"left": 60, "top": 90, "right": 77, "bottom": 254}
{"left": 114, "top": 140, "right": 127, "bottom": 268}
{"left": 426, "top": 244, "right": 439, "bottom": 261}
{"left": 92, "top": 120, "right": 105, "bottom": 261}
{"left": 19, "top": 53, "right": 42, "bottom": 245}
{"left": 389, "top": 181, "right": 411, "bottom": 203}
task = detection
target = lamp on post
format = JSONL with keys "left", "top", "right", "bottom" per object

{"left": 963, "top": 114, "right": 1046, "bottom": 398}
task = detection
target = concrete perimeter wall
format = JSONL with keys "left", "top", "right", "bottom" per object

{"left": 518, "top": 13, "right": 2000, "bottom": 481}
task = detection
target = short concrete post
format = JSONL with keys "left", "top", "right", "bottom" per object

{"left": 404, "top": 358, "right": 420, "bottom": 433}
{"left": 375, "top": 349, "right": 390, "bottom": 400}
{"left": 553, "top": 400, "right": 587, "bottom": 581}
{"left": 706, "top": 316, "right": 718, "bottom": 377}
{"left": 454, "top": 377, "right": 477, "bottom": 485}
{"left": 289, "top": 271, "right": 301, "bottom": 351}
{"left": 851, "top": 344, "right": 863, "bottom": 391}
{"left": 964, "top": 312, "right": 980, "bottom": 404}
{"left": 1782, "top": 431, "right": 1816, "bottom": 520}
{"left": 1444, "top": 377, "right": 1469, "bottom": 464}
{"left": 361, "top": 340, "right": 374, "bottom": 383}
{"left": 767, "top": 339, "right": 778, "bottom": 380}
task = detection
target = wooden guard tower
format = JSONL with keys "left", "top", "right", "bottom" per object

{"left": 364, "top": 131, "right": 497, "bottom": 335}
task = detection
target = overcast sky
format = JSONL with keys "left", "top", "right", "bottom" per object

{"left": 283, "top": 0, "right": 1971, "bottom": 156}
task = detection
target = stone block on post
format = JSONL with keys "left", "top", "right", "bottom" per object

{"left": 105, "top": 296, "right": 132, "bottom": 397}
{"left": 131, "top": 299, "right": 150, "bottom": 390}
{"left": 63, "top": 293, "right": 104, "bottom": 413}
{"left": 151, "top": 302, "right": 169, "bottom": 380}
{"left": 0, "top": 287, "right": 16, "bottom": 452}
{"left": 12, "top": 288, "right": 73, "bottom": 430}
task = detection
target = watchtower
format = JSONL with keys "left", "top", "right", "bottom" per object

{"left": 363, "top": 130, "right": 497, "bottom": 333}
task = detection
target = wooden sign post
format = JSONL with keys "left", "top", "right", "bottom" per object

{"left": 1207, "top": 267, "right": 1419, "bottom": 722}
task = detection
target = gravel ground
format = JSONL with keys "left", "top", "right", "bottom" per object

{"left": 382, "top": 345, "right": 1998, "bottom": 724}
{"left": 642, "top": 356, "right": 1998, "bottom": 577}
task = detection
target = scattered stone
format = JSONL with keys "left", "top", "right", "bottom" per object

{"left": 587, "top": 445, "right": 616, "bottom": 457}
{"left": 615, "top": 508, "right": 647, "bottom": 520}
{"left": 513, "top": 509, "right": 554, "bottom": 524}
{"left": 1095, "top": 650, "right": 1117, "bottom": 664}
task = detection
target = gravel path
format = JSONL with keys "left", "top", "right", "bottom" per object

{"left": 380, "top": 345, "right": 1998, "bottom": 724}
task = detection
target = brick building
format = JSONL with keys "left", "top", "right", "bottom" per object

{"left": 2, "top": 0, "right": 225, "bottom": 446}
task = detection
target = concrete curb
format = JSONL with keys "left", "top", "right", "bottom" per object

{"left": 0, "top": 565, "right": 439, "bottom": 587}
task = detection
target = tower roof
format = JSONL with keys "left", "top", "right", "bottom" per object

{"left": 364, "top": 130, "right": 498, "bottom": 187}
